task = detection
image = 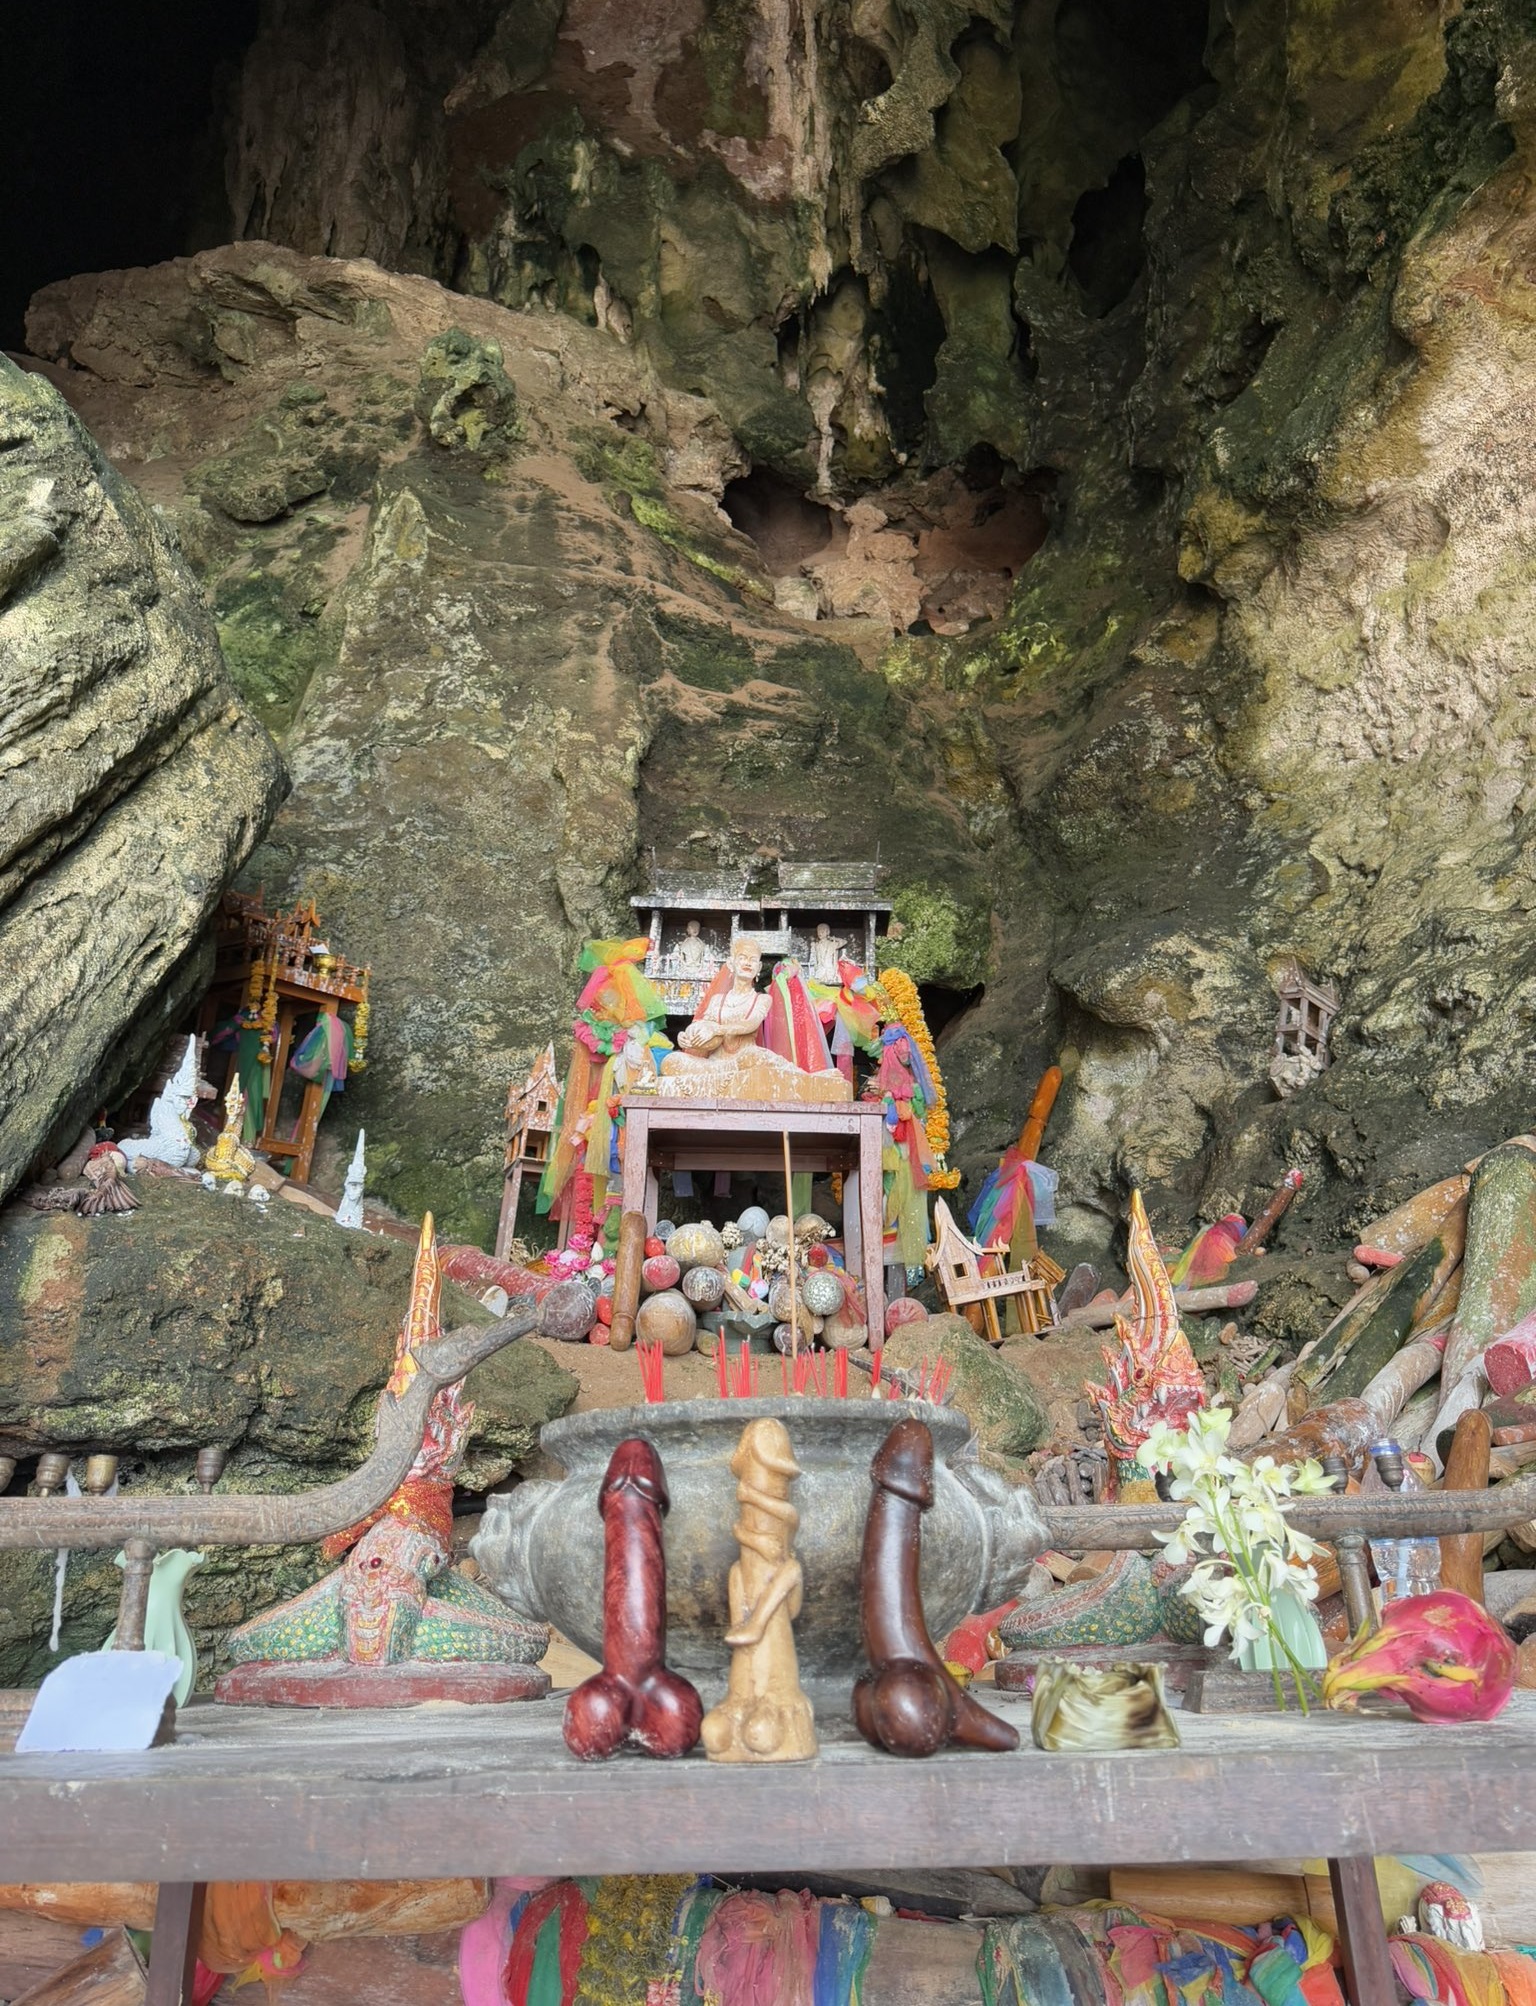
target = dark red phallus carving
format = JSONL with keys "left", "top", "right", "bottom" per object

{"left": 853, "top": 1416, "right": 1020, "bottom": 1757}
{"left": 563, "top": 1437, "right": 704, "bottom": 1761}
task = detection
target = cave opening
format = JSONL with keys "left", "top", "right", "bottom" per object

{"left": 1052, "top": 0, "right": 1212, "bottom": 137}
{"left": 918, "top": 980, "right": 985, "bottom": 1042}
{"left": 0, "top": 0, "right": 261, "bottom": 350}
{"left": 721, "top": 469, "right": 837, "bottom": 572}
{"left": 1068, "top": 155, "right": 1150, "bottom": 316}
{"left": 869, "top": 253, "right": 949, "bottom": 456}
{"left": 844, "top": 36, "right": 895, "bottom": 103}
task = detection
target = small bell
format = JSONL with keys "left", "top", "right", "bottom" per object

{"left": 0, "top": 1456, "right": 15, "bottom": 1495}
{"left": 195, "top": 1446, "right": 228, "bottom": 1493}
{"left": 34, "top": 1452, "right": 71, "bottom": 1496}
{"left": 82, "top": 1455, "right": 119, "bottom": 1495}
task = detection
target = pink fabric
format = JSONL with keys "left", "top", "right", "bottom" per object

{"left": 458, "top": 1880, "right": 556, "bottom": 2006}
{"left": 695, "top": 1890, "right": 820, "bottom": 2006}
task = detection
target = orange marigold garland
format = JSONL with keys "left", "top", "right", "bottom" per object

{"left": 876, "top": 967, "right": 961, "bottom": 1189}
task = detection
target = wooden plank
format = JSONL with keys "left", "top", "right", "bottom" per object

{"left": 259, "top": 1929, "right": 463, "bottom": 2006}
{"left": 1109, "top": 1866, "right": 1309, "bottom": 1928}
{"left": 863, "top": 1917, "right": 986, "bottom": 2005}
{"left": 1328, "top": 1857, "right": 1396, "bottom": 2006}
{"left": 0, "top": 1915, "right": 89, "bottom": 2002}
{"left": 143, "top": 1887, "right": 202, "bottom": 2006}
{"left": 12, "top": 1930, "right": 145, "bottom": 2006}
{"left": 1184, "top": 1669, "right": 1296, "bottom": 1714}
{"left": 5, "top": 1696, "right": 1536, "bottom": 1883}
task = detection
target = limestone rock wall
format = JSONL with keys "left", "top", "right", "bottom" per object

{"left": 0, "top": 357, "right": 285, "bottom": 1204}
{"left": 21, "top": 245, "right": 1000, "bottom": 1242}
{"left": 14, "top": 0, "right": 1536, "bottom": 1259}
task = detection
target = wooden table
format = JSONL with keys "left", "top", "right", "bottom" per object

{"left": 7, "top": 1691, "right": 1536, "bottom": 2006}
{"left": 619, "top": 1095, "right": 889, "bottom": 1342}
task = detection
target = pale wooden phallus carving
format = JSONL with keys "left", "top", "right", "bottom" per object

{"left": 702, "top": 1418, "right": 817, "bottom": 1764}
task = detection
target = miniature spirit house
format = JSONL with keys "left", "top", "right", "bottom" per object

{"left": 495, "top": 1043, "right": 560, "bottom": 1258}
{"left": 198, "top": 892, "right": 370, "bottom": 1187}
{"left": 631, "top": 862, "right": 892, "bottom": 1020}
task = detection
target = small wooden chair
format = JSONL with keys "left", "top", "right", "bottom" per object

{"left": 926, "top": 1199, "right": 1062, "bottom": 1342}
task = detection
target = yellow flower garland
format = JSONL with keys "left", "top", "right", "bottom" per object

{"left": 877, "top": 967, "right": 961, "bottom": 1188}
{"left": 351, "top": 968, "right": 371, "bottom": 1073}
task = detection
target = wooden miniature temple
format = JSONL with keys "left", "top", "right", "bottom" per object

{"left": 494, "top": 1043, "right": 560, "bottom": 1258}
{"left": 1273, "top": 959, "right": 1340, "bottom": 1070}
{"left": 632, "top": 861, "right": 893, "bottom": 1020}
{"left": 197, "top": 892, "right": 370, "bottom": 1187}
{"left": 926, "top": 1198, "right": 1064, "bottom": 1342}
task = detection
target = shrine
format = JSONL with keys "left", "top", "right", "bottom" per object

{"left": 8, "top": 5, "right": 1536, "bottom": 2001}
{"left": 493, "top": 1043, "right": 560, "bottom": 1259}
{"left": 632, "top": 862, "right": 893, "bottom": 1020}
{"left": 195, "top": 893, "right": 371, "bottom": 1188}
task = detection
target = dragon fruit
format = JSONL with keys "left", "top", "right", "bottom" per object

{"left": 1322, "top": 1591, "right": 1516, "bottom": 1724}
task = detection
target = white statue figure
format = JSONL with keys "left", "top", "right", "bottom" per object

{"left": 807, "top": 921, "right": 846, "bottom": 986}
{"left": 613, "top": 1029, "right": 659, "bottom": 1093}
{"left": 334, "top": 1129, "right": 367, "bottom": 1230}
{"left": 676, "top": 919, "right": 716, "bottom": 975}
{"left": 120, "top": 1036, "right": 201, "bottom": 1171}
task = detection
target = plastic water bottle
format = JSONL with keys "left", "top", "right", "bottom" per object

{"left": 1364, "top": 1440, "right": 1441, "bottom": 1604}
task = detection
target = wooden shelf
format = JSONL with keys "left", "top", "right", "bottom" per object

{"left": 4, "top": 1690, "right": 1535, "bottom": 1884}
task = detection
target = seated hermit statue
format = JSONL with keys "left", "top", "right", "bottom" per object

{"left": 654, "top": 937, "right": 851, "bottom": 1103}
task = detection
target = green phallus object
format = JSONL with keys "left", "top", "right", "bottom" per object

{"left": 104, "top": 1549, "right": 204, "bottom": 1705}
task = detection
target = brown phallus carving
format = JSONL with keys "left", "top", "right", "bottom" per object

{"left": 853, "top": 1416, "right": 1019, "bottom": 1757}
{"left": 563, "top": 1438, "right": 703, "bottom": 1761}
{"left": 607, "top": 1210, "right": 647, "bottom": 1353}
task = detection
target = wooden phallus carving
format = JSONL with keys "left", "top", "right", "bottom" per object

{"left": 853, "top": 1417, "right": 1019, "bottom": 1757}
{"left": 702, "top": 1418, "right": 817, "bottom": 1764}
{"left": 563, "top": 1438, "right": 703, "bottom": 1760}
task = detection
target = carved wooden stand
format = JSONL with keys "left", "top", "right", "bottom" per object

{"left": 619, "top": 1096, "right": 889, "bottom": 1344}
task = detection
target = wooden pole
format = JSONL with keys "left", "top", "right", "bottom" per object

{"left": 1240, "top": 1168, "right": 1304, "bottom": 1253}
{"left": 144, "top": 1884, "right": 205, "bottom": 2006}
{"left": 1017, "top": 1065, "right": 1062, "bottom": 1163}
{"left": 1056, "top": 1280, "right": 1258, "bottom": 1330}
{"left": 783, "top": 1130, "right": 799, "bottom": 1365}
{"left": 1439, "top": 1407, "right": 1493, "bottom": 1602}
{"left": 607, "top": 1210, "right": 648, "bottom": 1353}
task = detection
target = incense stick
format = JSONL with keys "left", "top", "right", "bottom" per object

{"left": 782, "top": 1128, "right": 800, "bottom": 1368}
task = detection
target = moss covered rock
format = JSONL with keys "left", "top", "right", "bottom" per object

{"left": 883, "top": 1312, "right": 1048, "bottom": 1472}
{"left": 0, "top": 1175, "right": 578, "bottom": 1686}
{"left": 0, "top": 356, "right": 285, "bottom": 1207}
{"left": 415, "top": 328, "right": 522, "bottom": 453}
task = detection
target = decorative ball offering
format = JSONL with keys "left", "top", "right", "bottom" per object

{"left": 885, "top": 1296, "right": 929, "bottom": 1336}
{"left": 642, "top": 1254, "right": 681, "bottom": 1293}
{"left": 540, "top": 1279, "right": 599, "bottom": 1344}
{"left": 737, "top": 1206, "right": 770, "bottom": 1240}
{"left": 681, "top": 1265, "right": 726, "bottom": 1310}
{"left": 644, "top": 1236, "right": 666, "bottom": 1259}
{"left": 768, "top": 1278, "right": 798, "bottom": 1323}
{"left": 634, "top": 1289, "right": 699, "bottom": 1357}
{"left": 667, "top": 1221, "right": 727, "bottom": 1270}
{"left": 801, "top": 1269, "right": 846, "bottom": 1317}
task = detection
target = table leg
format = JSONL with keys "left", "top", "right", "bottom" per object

{"left": 859, "top": 1123, "right": 885, "bottom": 1346}
{"left": 1328, "top": 1857, "right": 1395, "bottom": 2006}
{"left": 621, "top": 1106, "right": 650, "bottom": 1219}
{"left": 145, "top": 1882, "right": 205, "bottom": 2006}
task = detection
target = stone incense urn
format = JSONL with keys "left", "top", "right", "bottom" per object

{"left": 472, "top": 1396, "right": 1047, "bottom": 1688}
